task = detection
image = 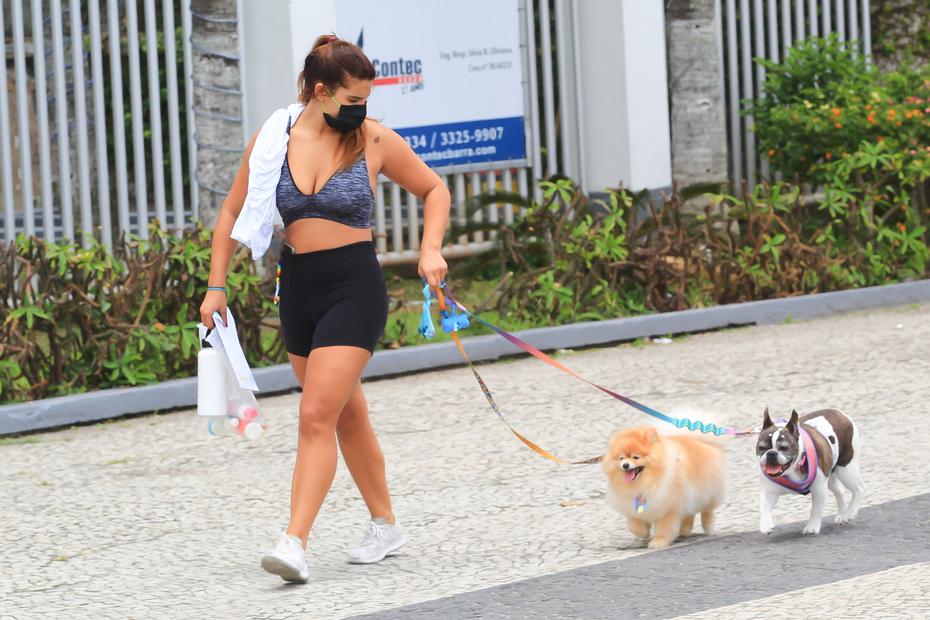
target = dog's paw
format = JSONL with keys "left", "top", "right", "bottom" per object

{"left": 801, "top": 521, "right": 821, "bottom": 535}
{"left": 647, "top": 538, "right": 672, "bottom": 549}
{"left": 834, "top": 513, "right": 849, "bottom": 525}
{"left": 759, "top": 520, "right": 774, "bottom": 535}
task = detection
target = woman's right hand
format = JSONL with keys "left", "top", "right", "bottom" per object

{"left": 200, "top": 290, "right": 228, "bottom": 329}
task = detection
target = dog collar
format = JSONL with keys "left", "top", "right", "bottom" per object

{"left": 764, "top": 427, "right": 818, "bottom": 495}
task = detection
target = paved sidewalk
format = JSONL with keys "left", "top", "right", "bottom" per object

{"left": 2, "top": 303, "right": 928, "bottom": 619}
{"left": 357, "top": 494, "right": 930, "bottom": 619}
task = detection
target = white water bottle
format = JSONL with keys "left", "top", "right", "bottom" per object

{"left": 197, "top": 343, "right": 227, "bottom": 417}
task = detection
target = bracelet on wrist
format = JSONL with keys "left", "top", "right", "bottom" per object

{"left": 207, "top": 286, "right": 227, "bottom": 294}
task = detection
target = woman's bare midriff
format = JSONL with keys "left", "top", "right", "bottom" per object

{"left": 283, "top": 218, "right": 374, "bottom": 253}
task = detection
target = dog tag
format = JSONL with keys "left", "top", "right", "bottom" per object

{"left": 634, "top": 495, "right": 647, "bottom": 514}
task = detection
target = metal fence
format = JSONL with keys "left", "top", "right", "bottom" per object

{"left": 720, "top": 0, "right": 872, "bottom": 188}
{"left": 0, "top": 0, "right": 196, "bottom": 247}
{"left": 2, "top": 0, "right": 579, "bottom": 263}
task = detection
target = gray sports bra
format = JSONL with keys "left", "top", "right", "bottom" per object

{"left": 275, "top": 117, "right": 374, "bottom": 229}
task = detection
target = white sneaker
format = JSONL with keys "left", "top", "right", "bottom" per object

{"left": 260, "top": 533, "right": 309, "bottom": 583}
{"left": 347, "top": 518, "right": 407, "bottom": 564}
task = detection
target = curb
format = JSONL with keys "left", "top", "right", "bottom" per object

{"left": 2, "top": 280, "right": 928, "bottom": 436}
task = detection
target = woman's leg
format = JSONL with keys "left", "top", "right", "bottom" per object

{"left": 285, "top": 345, "right": 372, "bottom": 546}
{"left": 336, "top": 381, "right": 395, "bottom": 523}
{"left": 286, "top": 354, "right": 395, "bottom": 525}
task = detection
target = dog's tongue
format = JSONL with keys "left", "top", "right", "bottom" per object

{"left": 764, "top": 463, "right": 783, "bottom": 476}
{"left": 624, "top": 470, "right": 637, "bottom": 483}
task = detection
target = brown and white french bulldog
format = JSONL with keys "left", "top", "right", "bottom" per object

{"left": 756, "top": 408, "right": 863, "bottom": 535}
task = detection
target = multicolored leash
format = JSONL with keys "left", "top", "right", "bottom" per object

{"left": 418, "top": 282, "right": 757, "bottom": 465}
{"left": 419, "top": 282, "right": 601, "bottom": 464}
{"left": 273, "top": 259, "right": 283, "bottom": 305}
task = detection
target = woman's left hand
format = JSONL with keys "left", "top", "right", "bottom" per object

{"left": 418, "top": 248, "right": 448, "bottom": 293}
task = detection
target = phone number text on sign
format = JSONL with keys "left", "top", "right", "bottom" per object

{"left": 395, "top": 116, "right": 525, "bottom": 168}
{"left": 404, "top": 126, "right": 505, "bottom": 150}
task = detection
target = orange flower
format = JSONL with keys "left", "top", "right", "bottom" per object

{"left": 897, "top": 222, "right": 907, "bottom": 232}
{"left": 835, "top": 122, "right": 843, "bottom": 129}
{"left": 867, "top": 113, "right": 876, "bottom": 124}
{"left": 887, "top": 109, "right": 897, "bottom": 120}
{"left": 768, "top": 149, "right": 776, "bottom": 157}
{"left": 832, "top": 107, "right": 842, "bottom": 116}
{"left": 825, "top": 151, "right": 833, "bottom": 160}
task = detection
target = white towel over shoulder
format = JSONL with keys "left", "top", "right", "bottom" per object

{"left": 230, "top": 103, "right": 306, "bottom": 260}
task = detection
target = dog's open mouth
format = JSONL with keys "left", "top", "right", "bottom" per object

{"left": 624, "top": 466, "right": 644, "bottom": 483}
{"left": 763, "top": 462, "right": 788, "bottom": 477}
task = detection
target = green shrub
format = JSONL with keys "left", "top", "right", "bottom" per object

{"left": 4, "top": 175, "right": 928, "bottom": 405}
{"left": 0, "top": 223, "right": 284, "bottom": 404}
{"left": 485, "top": 177, "right": 929, "bottom": 325}
{"left": 748, "top": 35, "right": 930, "bottom": 186}
{"left": 745, "top": 34, "right": 930, "bottom": 281}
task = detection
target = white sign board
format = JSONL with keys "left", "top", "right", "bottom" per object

{"left": 335, "top": 0, "right": 527, "bottom": 169}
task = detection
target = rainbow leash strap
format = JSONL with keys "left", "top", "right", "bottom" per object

{"left": 418, "top": 282, "right": 757, "bottom": 465}
{"left": 273, "top": 260, "right": 282, "bottom": 305}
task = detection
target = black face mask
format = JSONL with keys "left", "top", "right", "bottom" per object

{"left": 322, "top": 90, "right": 366, "bottom": 132}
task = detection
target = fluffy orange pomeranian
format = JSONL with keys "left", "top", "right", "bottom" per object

{"left": 602, "top": 425, "right": 725, "bottom": 549}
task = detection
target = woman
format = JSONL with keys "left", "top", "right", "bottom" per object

{"left": 199, "top": 35, "right": 449, "bottom": 583}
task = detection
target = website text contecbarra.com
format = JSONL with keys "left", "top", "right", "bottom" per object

{"left": 419, "top": 145, "right": 497, "bottom": 163}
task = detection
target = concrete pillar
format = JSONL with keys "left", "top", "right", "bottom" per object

{"left": 241, "top": 0, "right": 338, "bottom": 137}
{"left": 665, "top": 0, "right": 729, "bottom": 188}
{"left": 576, "top": 0, "right": 673, "bottom": 193}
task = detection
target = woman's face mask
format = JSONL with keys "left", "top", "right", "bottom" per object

{"left": 322, "top": 89, "right": 366, "bottom": 132}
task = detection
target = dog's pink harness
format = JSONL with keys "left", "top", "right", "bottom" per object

{"left": 764, "top": 427, "right": 818, "bottom": 495}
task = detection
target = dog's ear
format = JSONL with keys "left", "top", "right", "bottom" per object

{"left": 762, "top": 407, "right": 774, "bottom": 429}
{"left": 786, "top": 409, "right": 800, "bottom": 434}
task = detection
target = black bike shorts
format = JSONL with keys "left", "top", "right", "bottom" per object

{"left": 278, "top": 241, "right": 388, "bottom": 356}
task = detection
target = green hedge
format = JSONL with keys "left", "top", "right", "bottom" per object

{"left": 0, "top": 226, "right": 279, "bottom": 404}
{"left": 3, "top": 173, "right": 928, "bottom": 406}
{"left": 464, "top": 178, "right": 928, "bottom": 326}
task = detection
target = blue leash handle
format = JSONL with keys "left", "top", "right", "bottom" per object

{"left": 418, "top": 282, "right": 436, "bottom": 338}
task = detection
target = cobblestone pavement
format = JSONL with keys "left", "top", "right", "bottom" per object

{"left": 2, "top": 303, "right": 928, "bottom": 619}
